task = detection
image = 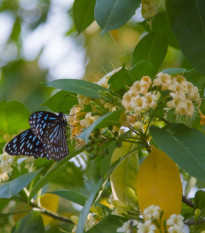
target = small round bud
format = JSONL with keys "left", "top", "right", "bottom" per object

{"left": 86, "top": 147, "right": 93, "bottom": 153}
{"left": 113, "top": 131, "right": 119, "bottom": 137}
{"left": 87, "top": 141, "right": 93, "bottom": 146}
{"left": 108, "top": 125, "right": 113, "bottom": 131}
{"left": 89, "top": 153, "right": 97, "bottom": 160}
{"left": 94, "top": 128, "right": 100, "bottom": 137}
{"left": 194, "top": 208, "right": 201, "bottom": 218}
{"left": 116, "top": 141, "right": 122, "bottom": 147}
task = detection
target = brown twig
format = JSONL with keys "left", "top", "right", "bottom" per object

{"left": 30, "top": 202, "right": 73, "bottom": 224}
{"left": 185, "top": 218, "right": 205, "bottom": 226}
{"left": 182, "top": 195, "right": 194, "bottom": 208}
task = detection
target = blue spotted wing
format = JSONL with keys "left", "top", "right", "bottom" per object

{"left": 5, "top": 111, "right": 69, "bottom": 161}
{"left": 5, "top": 129, "right": 47, "bottom": 159}
{"left": 29, "top": 111, "right": 67, "bottom": 147}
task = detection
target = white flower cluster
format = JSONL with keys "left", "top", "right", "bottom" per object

{"left": 0, "top": 152, "right": 14, "bottom": 183}
{"left": 154, "top": 72, "right": 200, "bottom": 117}
{"left": 167, "top": 214, "right": 184, "bottom": 233}
{"left": 117, "top": 205, "right": 185, "bottom": 233}
{"left": 122, "top": 76, "right": 158, "bottom": 115}
{"left": 122, "top": 73, "right": 201, "bottom": 118}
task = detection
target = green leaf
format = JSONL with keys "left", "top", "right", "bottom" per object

{"left": 78, "top": 109, "right": 125, "bottom": 143}
{"left": 166, "top": 0, "right": 205, "bottom": 76}
{"left": 132, "top": 32, "right": 168, "bottom": 74}
{"left": 128, "top": 60, "right": 155, "bottom": 81}
{"left": 162, "top": 68, "right": 188, "bottom": 75}
{"left": 94, "top": 0, "right": 140, "bottom": 34}
{"left": 0, "top": 170, "right": 41, "bottom": 198}
{"left": 29, "top": 146, "right": 86, "bottom": 201}
{"left": 141, "top": 12, "right": 178, "bottom": 48}
{"left": 43, "top": 79, "right": 107, "bottom": 99}
{"left": 41, "top": 90, "right": 78, "bottom": 113}
{"left": 0, "top": 100, "right": 30, "bottom": 135}
{"left": 108, "top": 61, "right": 155, "bottom": 94}
{"left": 86, "top": 215, "right": 125, "bottom": 233}
{"left": 110, "top": 142, "right": 139, "bottom": 205}
{"left": 108, "top": 67, "right": 133, "bottom": 93}
{"left": 12, "top": 211, "right": 45, "bottom": 233}
{"left": 76, "top": 178, "right": 104, "bottom": 233}
{"left": 73, "top": 0, "right": 95, "bottom": 33}
{"left": 195, "top": 190, "right": 205, "bottom": 209}
{"left": 150, "top": 124, "right": 205, "bottom": 182}
{"left": 49, "top": 190, "right": 87, "bottom": 206}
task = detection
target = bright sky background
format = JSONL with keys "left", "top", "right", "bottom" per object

{"left": 0, "top": 0, "right": 85, "bottom": 81}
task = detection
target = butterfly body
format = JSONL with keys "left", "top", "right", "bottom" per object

{"left": 5, "top": 111, "right": 69, "bottom": 161}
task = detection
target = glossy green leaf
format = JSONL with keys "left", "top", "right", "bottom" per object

{"left": 86, "top": 215, "right": 125, "bottom": 233}
{"left": 132, "top": 32, "right": 168, "bottom": 74}
{"left": 166, "top": 0, "right": 205, "bottom": 76}
{"left": 150, "top": 124, "right": 205, "bottom": 182}
{"left": 0, "top": 170, "right": 41, "bottom": 198}
{"left": 162, "top": 68, "right": 188, "bottom": 75}
{"left": 41, "top": 90, "right": 78, "bottom": 113}
{"left": 110, "top": 142, "right": 139, "bottom": 205}
{"left": 43, "top": 79, "right": 107, "bottom": 99}
{"left": 141, "top": 12, "right": 178, "bottom": 48}
{"left": 49, "top": 190, "right": 87, "bottom": 206}
{"left": 108, "top": 61, "right": 155, "bottom": 93}
{"left": 128, "top": 60, "right": 155, "bottom": 81}
{"left": 73, "top": 0, "right": 95, "bottom": 33}
{"left": 0, "top": 100, "right": 30, "bottom": 135}
{"left": 108, "top": 67, "right": 133, "bottom": 93}
{"left": 29, "top": 146, "right": 86, "bottom": 201}
{"left": 94, "top": 0, "right": 140, "bottom": 34}
{"left": 78, "top": 109, "right": 125, "bottom": 143}
{"left": 12, "top": 211, "right": 45, "bottom": 233}
{"left": 76, "top": 178, "right": 104, "bottom": 233}
{"left": 195, "top": 190, "right": 205, "bottom": 209}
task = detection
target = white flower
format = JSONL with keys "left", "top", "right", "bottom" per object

{"left": 131, "top": 96, "right": 149, "bottom": 115}
{"left": 185, "top": 100, "right": 194, "bottom": 117}
{"left": 169, "top": 82, "right": 187, "bottom": 95}
{"left": 168, "top": 225, "right": 183, "bottom": 233}
{"left": 144, "top": 92, "right": 158, "bottom": 110}
{"left": 166, "top": 214, "right": 184, "bottom": 228}
{"left": 77, "top": 94, "right": 91, "bottom": 106}
{"left": 153, "top": 72, "right": 172, "bottom": 90}
{"left": 172, "top": 75, "right": 187, "bottom": 87}
{"left": 130, "top": 80, "right": 149, "bottom": 96}
{"left": 117, "top": 219, "right": 138, "bottom": 233}
{"left": 96, "top": 67, "right": 121, "bottom": 88}
{"left": 137, "top": 220, "right": 156, "bottom": 233}
{"left": 167, "top": 93, "right": 187, "bottom": 115}
{"left": 85, "top": 213, "right": 98, "bottom": 231}
{"left": 143, "top": 205, "right": 161, "bottom": 221}
{"left": 80, "top": 112, "right": 99, "bottom": 128}
{"left": 140, "top": 76, "right": 152, "bottom": 86}
{"left": 186, "top": 83, "right": 200, "bottom": 103}
{"left": 122, "top": 91, "right": 132, "bottom": 110}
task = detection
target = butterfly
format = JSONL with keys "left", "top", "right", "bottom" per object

{"left": 5, "top": 111, "right": 69, "bottom": 161}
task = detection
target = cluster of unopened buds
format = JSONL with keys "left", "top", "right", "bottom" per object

{"left": 117, "top": 205, "right": 184, "bottom": 233}
{"left": 122, "top": 72, "right": 201, "bottom": 118}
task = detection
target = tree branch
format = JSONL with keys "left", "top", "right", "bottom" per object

{"left": 182, "top": 195, "right": 194, "bottom": 208}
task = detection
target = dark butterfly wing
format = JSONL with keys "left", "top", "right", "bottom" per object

{"left": 5, "top": 111, "right": 69, "bottom": 161}
{"left": 29, "top": 111, "right": 67, "bottom": 146}
{"left": 5, "top": 129, "right": 68, "bottom": 161}
{"left": 5, "top": 129, "right": 47, "bottom": 159}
